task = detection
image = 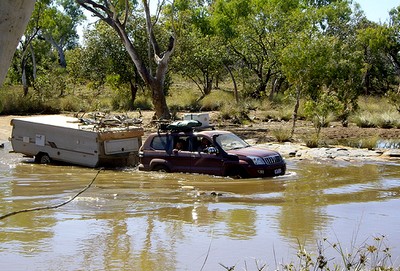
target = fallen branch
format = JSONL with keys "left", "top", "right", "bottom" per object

{"left": 0, "top": 168, "right": 102, "bottom": 220}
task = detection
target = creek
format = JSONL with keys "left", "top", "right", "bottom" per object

{"left": 1, "top": 144, "right": 400, "bottom": 270}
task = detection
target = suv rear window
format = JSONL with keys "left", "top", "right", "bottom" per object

{"left": 150, "top": 135, "right": 171, "bottom": 150}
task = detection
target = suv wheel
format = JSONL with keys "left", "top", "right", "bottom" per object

{"left": 153, "top": 165, "right": 170, "bottom": 173}
{"left": 226, "top": 168, "right": 247, "bottom": 179}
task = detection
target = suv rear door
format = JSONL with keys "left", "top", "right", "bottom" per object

{"left": 146, "top": 134, "right": 191, "bottom": 172}
{"left": 169, "top": 135, "right": 193, "bottom": 172}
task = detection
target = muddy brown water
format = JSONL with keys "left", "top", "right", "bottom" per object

{"left": 1, "top": 141, "right": 400, "bottom": 270}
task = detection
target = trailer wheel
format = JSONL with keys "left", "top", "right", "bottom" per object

{"left": 35, "top": 153, "right": 51, "bottom": 164}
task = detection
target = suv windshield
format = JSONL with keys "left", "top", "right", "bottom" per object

{"left": 215, "top": 133, "right": 250, "bottom": 151}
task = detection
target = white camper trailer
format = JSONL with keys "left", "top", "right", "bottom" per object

{"left": 10, "top": 115, "right": 144, "bottom": 167}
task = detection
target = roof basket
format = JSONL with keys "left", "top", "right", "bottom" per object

{"left": 159, "top": 120, "right": 202, "bottom": 132}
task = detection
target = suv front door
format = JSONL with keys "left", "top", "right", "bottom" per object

{"left": 189, "top": 136, "right": 225, "bottom": 176}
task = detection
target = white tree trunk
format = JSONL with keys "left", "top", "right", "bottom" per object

{"left": 0, "top": 0, "right": 35, "bottom": 85}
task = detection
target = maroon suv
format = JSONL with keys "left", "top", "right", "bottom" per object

{"left": 138, "top": 128, "right": 286, "bottom": 178}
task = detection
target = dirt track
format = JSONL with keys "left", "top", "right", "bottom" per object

{"left": 0, "top": 115, "right": 14, "bottom": 141}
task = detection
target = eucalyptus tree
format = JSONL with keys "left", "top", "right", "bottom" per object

{"left": 76, "top": 0, "right": 174, "bottom": 119}
{"left": 385, "top": 6, "right": 400, "bottom": 111}
{"left": 280, "top": 0, "right": 365, "bottom": 135}
{"left": 17, "top": 0, "right": 51, "bottom": 96}
{"left": 386, "top": 6, "right": 400, "bottom": 96}
{"left": 354, "top": 5, "right": 400, "bottom": 111}
{"left": 167, "top": 1, "right": 226, "bottom": 98}
{"left": 9, "top": 0, "right": 83, "bottom": 96}
{"left": 211, "top": 0, "right": 295, "bottom": 99}
{"left": 40, "top": 0, "right": 85, "bottom": 68}
{"left": 67, "top": 22, "right": 145, "bottom": 109}
{"left": 0, "top": 0, "right": 35, "bottom": 86}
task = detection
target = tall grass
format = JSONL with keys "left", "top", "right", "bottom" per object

{"left": 200, "top": 90, "right": 235, "bottom": 111}
{"left": 272, "top": 127, "right": 292, "bottom": 142}
{"left": 218, "top": 235, "right": 396, "bottom": 271}
{"left": 353, "top": 97, "right": 400, "bottom": 128}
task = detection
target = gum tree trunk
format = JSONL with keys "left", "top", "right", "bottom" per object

{"left": 0, "top": 0, "right": 35, "bottom": 85}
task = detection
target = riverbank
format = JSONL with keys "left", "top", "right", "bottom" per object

{"left": 259, "top": 141, "right": 400, "bottom": 162}
{"left": 1, "top": 113, "right": 400, "bottom": 162}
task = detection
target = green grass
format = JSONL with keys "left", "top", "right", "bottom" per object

{"left": 218, "top": 234, "right": 397, "bottom": 271}
{"left": 271, "top": 127, "right": 292, "bottom": 142}
{"left": 353, "top": 96, "right": 400, "bottom": 129}
{"left": 303, "top": 133, "right": 320, "bottom": 148}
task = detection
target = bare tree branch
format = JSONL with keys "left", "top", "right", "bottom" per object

{"left": 76, "top": 0, "right": 172, "bottom": 118}
{"left": 143, "top": 0, "right": 160, "bottom": 56}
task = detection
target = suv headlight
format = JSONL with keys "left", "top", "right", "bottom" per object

{"left": 248, "top": 156, "right": 265, "bottom": 165}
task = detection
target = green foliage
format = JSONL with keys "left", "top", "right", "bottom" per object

{"left": 133, "top": 94, "right": 153, "bottom": 111}
{"left": 387, "top": 90, "right": 400, "bottom": 113}
{"left": 0, "top": 86, "right": 59, "bottom": 114}
{"left": 59, "top": 95, "right": 86, "bottom": 112}
{"left": 172, "top": 27, "right": 226, "bottom": 96}
{"left": 272, "top": 127, "right": 292, "bottom": 142}
{"left": 353, "top": 112, "right": 377, "bottom": 128}
{"left": 107, "top": 74, "right": 133, "bottom": 110}
{"left": 200, "top": 90, "right": 235, "bottom": 111}
{"left": 167, "top": 89, "right": 200, "bottom": 112}
{"left": 304, "top": 134, "right": 320, "bottom": 148}
{"left": 353, "top": 110, "right": 400, "bottom": 129}
{"left": 359, "top": 136, "right": 380, "bottom": 150}
{"left": 34, "top": 64, "right": 70, "bottom": 99}
{"left": 353, "top": 96, "right": 400, "bottom": 128}
{"left": 2, "top": 0, "right": 400, "bottom": 126}
{"left": 218, "top": 101, "right": 251, "bottom": 124}
{"left": 377, "top": 112, "right": 400, "bottom": 128}
{"left": 303, "top": 92, "right": 340, "bottom": 134}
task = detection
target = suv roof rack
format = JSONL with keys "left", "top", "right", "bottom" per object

{"left": 159, "top": 120, "right": 202, "bottom": 132}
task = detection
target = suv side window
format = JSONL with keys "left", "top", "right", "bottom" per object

{"left": 173, "top": 136, "right": 190, "bottom": 151}
{"left": 151, "top": 135, "right": 172, "bottom": 150}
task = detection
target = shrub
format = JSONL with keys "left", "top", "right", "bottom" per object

{"left": 200, "top": 90, "right": 234, "bottom": 111}
{"left": 304, "top": 134, "right": 320, "bottom": 148}
{"left": 271, "top": 127, "right": 292, "bottom": 142}
{"left": 387, "top": 90, "right": 400, "bottom": 113}
{"left": 359, "top": 136, "right": 379, "bottom": 150}
{"left": 376, "top": 112, "right": 399, "bottom": 129}
{"left": 133, "top": 95, "right": 153, "bottom": 110}
{"left": 167, "top": 90, "right": 199, "bottom": 111}
{"left": 59, "top": 96, "right": 86, "bottom": 112}
{"left": 219, "top": 101, "right": 250, "bottom": 124}
{"left": 352, "top": 112, "right": 376, "bottom": 128}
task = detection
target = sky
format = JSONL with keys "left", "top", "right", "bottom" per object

{"left": 356, "top": 0, "right": 399, "bottom": 23}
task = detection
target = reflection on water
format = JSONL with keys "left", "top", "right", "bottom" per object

{"left": 334, "top": 138, "right": 400, "bottom": 149}
{"left": 1, "top": 148, "right": 400, "bottom": 270}
{"left": 378, "top": 139, "right": 400, "bottom": 149}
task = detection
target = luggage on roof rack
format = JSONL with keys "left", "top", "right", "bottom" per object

{"left": 160, "top": 120, "right": 202, "bottom": 132}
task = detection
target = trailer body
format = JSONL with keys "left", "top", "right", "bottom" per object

{"left": 10, "top": 115, "right": 144, "bottom": 167}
